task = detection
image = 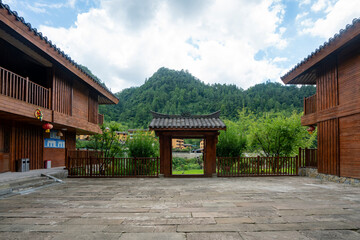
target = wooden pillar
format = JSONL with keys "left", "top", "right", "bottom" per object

{"left": 159, "top": 134, "right": 164, "bottom": 174}
{"left": 163, "top": 135, "right": 171, "bottom": 177}
{"left": 159, "top": 134, "right": 171, "bottom": 176}
{"left": 204, "top": 133, "right": 217, "bottom": 177}
{"left": 10, "top": 122, "right": 16, "bottom": 172}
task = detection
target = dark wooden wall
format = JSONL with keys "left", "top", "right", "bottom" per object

{"left": 317, "top": 119, "right": 339, "bottom": 176}
{"left": 72, "top": 80, "right": 89, "bottom": 120}
{"left": 339, "top": 113, "right": 360, "bottom": 178}
{"left": 0, "top": 124, "right": 10, "bottom": 172}
{"left": 43, "top": 148, "right": 64, "bottom": 168}
{"left": 338, "top": 45, "right": 360, "bottom": 106}
{"left": 0, "top": 38, "right": 48, "bottom": 88}
{"left": 88, "top": 92, "right": 98, "bottom": 124}
{"left": 53, "top": 69, "right": 72, "bottom": 115}
{"left": 337, "top": 46, "right": 360, "bottom": 178}
{"left": 66, "top": 131, "right": 76, "bottom": 150}
{"left": 316, "top": 57, "right": 338, "bottom": 111}
{"left": 14, "top": 123, "right": 43, "bottom": 170}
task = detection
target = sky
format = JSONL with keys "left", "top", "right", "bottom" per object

{"left": 2, "top": 0, "right": 360, "bottom": 93}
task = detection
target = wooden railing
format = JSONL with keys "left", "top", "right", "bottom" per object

{"left": 68, "top": 156, "right": 159, "bottom": 178}
{"left": 98, "top": 114, "right": 104, "bottom": 125}
{"left": 0, "top": 66, "right": 51, "bottom": 109}
{"left": 299, "top": 147, "right": 317, "bottom": 168}
{"left": 65, "top": 149, "right": 103, "bottom": 169}
{"left": 304, "top": 94, "right": 316, "bottom": 115}
{"left": 217, "top": 156, "right": 298, "bottom": 177}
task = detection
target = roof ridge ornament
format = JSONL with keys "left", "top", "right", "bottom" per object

{"left": 150, "top": 110, "right": 221, "bottom": 119}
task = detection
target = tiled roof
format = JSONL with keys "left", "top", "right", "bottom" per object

{"left": 149, "top": 111, "right": 226, "bottom": 130}
{"left": 281, "top": 18, "right": 360, "bottom": 81}
{"left": 0, "top": 1, "right": 116, "bottom": 99}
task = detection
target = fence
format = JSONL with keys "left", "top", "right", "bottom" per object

{"left": 217, "top": 156, "right": 298, "bottom": 177}
{"left": 299, "top": 147, "right": 317, "bottom": 168}
{"left": 65, "top": 149, "right": 103, "bottom": 169}
{"left": 67, "top": 156, "right": 159, "bottom": 178}
{"left": 0, "top": 66, "right": 51, "bottom": 109}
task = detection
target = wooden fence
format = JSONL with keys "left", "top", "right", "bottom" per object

{"left": 67, "top": 156, "right": 159, "bottom": 178}
{"left": 0, "top": 66, "right": 51, "bottom": 109}
{"left": 299, "top": 147, "right": 317, "bottom": 168}
{"left": 217, "top": 156, "right": 298, "bottom": 177}
{"left": 65, "top": 149, "right": 103, "bottom": 169}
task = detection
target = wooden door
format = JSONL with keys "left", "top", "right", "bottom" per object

{"left": 0, "top": 125, "right": 10, "bottom": 173}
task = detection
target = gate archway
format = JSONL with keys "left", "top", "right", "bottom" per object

{"left": 149, "top": 111, "right": 226, "bottom": 177}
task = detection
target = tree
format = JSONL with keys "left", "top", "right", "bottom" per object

{"left": 88, "top": 121, "right": 127, "bottom": 158}
{"left": 216, "top": 120, "right": 247, "bottom": 157}
{"left": 127, "top": 131, "right": 159, "bottom": 158}
{"left": 248, "top": 112, "right": 316, "bottom": 157}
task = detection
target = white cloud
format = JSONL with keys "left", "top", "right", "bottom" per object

{"left": 39, "top": 0, "right": 287, "bottom": 92}
{"left": 302, "top": 0, "right": 360, "bottom": 39}
{"left": 299, "top": 0, "right": 311, "bottom": 7}
{"left": 295, "top": 11, "right": 308, "bottom": 21}
{"left": 311, "top": 0, "right": 329, "bottom": 12}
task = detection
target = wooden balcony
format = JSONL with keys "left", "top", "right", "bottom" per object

{"left": 0, "top": 66, "right": 51, "bottom": 109}
{"left": 304, "top": 94, "right": 316, "bottom": 115}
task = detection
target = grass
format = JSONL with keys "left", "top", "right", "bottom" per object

{"left": 172, "top": 169, "right": 204, "bottom": 175}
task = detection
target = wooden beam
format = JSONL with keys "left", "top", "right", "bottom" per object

{"left": 0, "top": 94, "right": 52, "bottom": 122}
{"left": 53, "top": 111, "right": 102, "bottom": 134}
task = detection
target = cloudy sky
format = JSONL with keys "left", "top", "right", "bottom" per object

{"left": 3, "top": 0, "right": 360, "bottom": 93}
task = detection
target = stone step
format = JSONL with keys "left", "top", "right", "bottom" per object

{"left": 0, "top": 176, "right": 60, "bottom": 198}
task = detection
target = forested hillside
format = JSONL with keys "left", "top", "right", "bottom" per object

{"left": 100, "top": 67, "right": 315, "bottom": 128}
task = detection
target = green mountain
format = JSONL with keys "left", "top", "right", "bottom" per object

{"left": 100, "top": 67, "right": 316, "bottom": 128}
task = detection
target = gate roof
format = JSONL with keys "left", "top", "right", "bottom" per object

{"left": 149, "top": 111, "right": 226, "bottom": 131}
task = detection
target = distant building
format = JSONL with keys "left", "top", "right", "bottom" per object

{"left": 200, "top": 140, "right": 204, "bottom": 149}
{"left": 115, "top": 131, "right": 128, "bottom": 142}
{"left": 77, "top": 135, "right": 90, "bottom": 140}
{"left": 172, "top": 138, "right": 185, "bottom": 149}
{"left": 128, "top": 129, "right": 149, "bottom": 139}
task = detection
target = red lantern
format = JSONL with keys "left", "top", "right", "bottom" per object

{"left": 42, "top": 123, "right": 53, "bottom": 133}
{"left": 307, "top": 125, "right": 315, "bottom": 134}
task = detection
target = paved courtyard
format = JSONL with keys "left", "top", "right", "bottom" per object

{"left": 0, "top": 176, "right": 360, "bottom": 240}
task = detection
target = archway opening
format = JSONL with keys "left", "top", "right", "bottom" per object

{"left": 171, "top": 138, "right": 205, "bottom": 175}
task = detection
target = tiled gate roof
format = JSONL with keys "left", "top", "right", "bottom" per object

{"left": 149, "top": 111, "right": 226, "bottom": 130}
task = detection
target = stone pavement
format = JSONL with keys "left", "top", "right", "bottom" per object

{"left": 0, "top": 176, "right": 359, "bottom": 239}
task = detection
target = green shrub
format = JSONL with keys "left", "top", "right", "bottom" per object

{"left": 127, "top": 131, "right": 159, "bottom": 157}
{"left": 216, "top": 121, "right": 247, "bottom": 157}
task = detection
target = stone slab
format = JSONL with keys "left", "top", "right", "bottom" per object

{"left": 119, "top": 233, "right": 185, "bottom": 240}
{"left": 240, "top": 231, "right": 310, "bottom": 240}
{"left": 187, "top": 232, "right": 242, "bottom": 240}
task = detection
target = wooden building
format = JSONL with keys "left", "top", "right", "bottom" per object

{"left": 0, "top": 3, "right": 118, "bottom": 173}
{"left": 281, "top": 18, "right": 360, "bottom": 179}
{"left": 149, "top": 111, "right": 226, "bottom": 177}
